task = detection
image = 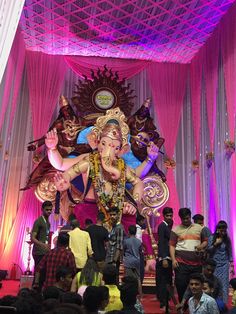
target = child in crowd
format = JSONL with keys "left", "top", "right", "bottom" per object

{"left": 230, "top": 278, "right": 236, "bottom": 307}
{"left": 203, "top": 279, "right": 228, "bottom": 313}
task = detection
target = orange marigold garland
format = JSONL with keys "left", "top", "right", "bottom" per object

{"left": 89, "top": 152, "right": 126, "bottom": 222}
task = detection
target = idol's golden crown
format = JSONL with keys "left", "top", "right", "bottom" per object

{"left": 92, "top": 108, "right": 129, "bottom": 148}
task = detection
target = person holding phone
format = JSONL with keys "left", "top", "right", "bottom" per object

{"left": 208, "top": 220, "right": 234, "bottom": 303}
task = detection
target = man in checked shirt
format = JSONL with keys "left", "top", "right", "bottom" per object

{"left": 105, "top": 207, "right": 125, "bottom": 285}
{"left": 33, "top": 232, "right": 76, "bottom": 291}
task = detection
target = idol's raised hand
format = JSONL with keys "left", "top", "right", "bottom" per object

{"left": 147, "top": 141, "right": 159, "bottom": 161}
{"left": 45, "top": 128, "right": 58, "bottom": 150}
{"left": 54, "top": 171, "right": 71, "bottom": 191}
{"left": 123, "top": 202, "right": 137, "bottom": 215}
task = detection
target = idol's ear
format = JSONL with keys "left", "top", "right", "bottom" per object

{"left": 87, "top": 131, "right": 98, "bottom": 149}
{"left": 117, "top": 143, "right": 130, "bottom": 157}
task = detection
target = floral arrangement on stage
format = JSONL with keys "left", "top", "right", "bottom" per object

{"left": 192, "top": 159, "right": 199, "bottom": 170}
{"left": 164, "top": 157, "right": 176, "bottom": 169}
{"left": 224, "top": 140, "right": 235, "bottom": 158}
{"left": 206, "top": 152, "right": 214, "bottom": 168}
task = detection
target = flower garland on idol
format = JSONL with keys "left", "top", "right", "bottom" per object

{"left": 89, "top": 152, "right": 126, "bottom": 222}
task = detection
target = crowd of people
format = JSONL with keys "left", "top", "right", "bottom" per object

{"left": 156, "top": 206, "right": 235, "bottom": 314}
{"left": 1, "top": 201, "right": 236, "bottom": 314}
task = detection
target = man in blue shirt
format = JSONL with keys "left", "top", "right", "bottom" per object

{"left": 188, "top": 273, "right": 219, "bottom": 314}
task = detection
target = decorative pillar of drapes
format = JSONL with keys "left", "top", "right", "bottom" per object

{"left": 147, "top": 62, "right": 188, "bottom": 223}
{"left": 0, "top": 190, "right": 42, "bottom": 271}
{"left": 221, "top": 5, "right": 236, "bottom": 262}
{"left": 0, "top": 28, "right": 25, "bottom": 223}
{"left": 203, "top": 30, "right": 220, "bottom": 231}
{"left": 26, "top": 51, "right": 67, "bottom": 140}
{"left": 0, "top": 28, "right": 25, "bottom": 133}
{"left": 190, "top": 50, "right": 203, "bottom": 214}
{"left": 64, "top": 55, "right": 150, "bottom": 79}
{"left": 0, "top": 52, "right": 67, "bottom": 271}
{"left": 0, "top": 0, "right": 25, "bottom": 84}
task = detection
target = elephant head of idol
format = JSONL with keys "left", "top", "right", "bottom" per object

{"left": 87, "top": 108, "right": 130, "bottom": 181}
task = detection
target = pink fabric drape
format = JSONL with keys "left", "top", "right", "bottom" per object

{"left": 0, "top": 28, "right": 25, "bottom": 132}
{"left": 190, "top": 50, "right": 204, "bottom": 214}
{"left": 26, "top": 51, "right": 67, "bottom": 140}
{"left": 203, "top": 31, "right": 220, "bottom": 230}
{"left": 0, "top": 52, "right": 67, "bottom": 271}
{"left": 64, "top": 55, "right": 150, "bottom": 79}
{"left": 147, "top": 62, "right": 188, "bottom": 223}
{"left": 0, "top": 190, "right": 41, "bottom": 271}
{"left": 221, "top": 5, "right": 236, "bottom": 263}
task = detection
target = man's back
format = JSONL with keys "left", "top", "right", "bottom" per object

{"left": 106, "top": 223, "right": 124, "bottom": 263}
{"left": 68, "top": 227, "right": 93, "bottom": 269}
{"left": 123, "top": 237, "right": 141, "bottom": 270}
{"left": 87, "top": 224, "right": 108, "bottom": 261}
{"left": 37, "top": 246, "right": 76, "bottom": 288}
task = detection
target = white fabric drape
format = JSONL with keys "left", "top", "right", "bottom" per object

{"left": 0, "top": 0, "right": 25, "bottom": 84}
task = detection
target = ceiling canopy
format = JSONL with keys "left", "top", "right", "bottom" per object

{"left": 19, "top": 0, "right": 235, "bottom": 63}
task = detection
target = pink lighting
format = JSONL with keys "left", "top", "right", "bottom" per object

{"left": 19, "top": 0, "right": 235, "bottom": 63}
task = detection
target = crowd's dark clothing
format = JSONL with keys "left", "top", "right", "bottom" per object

{"left": 87, "top": 224, "right": 109, "bottom": 261}
{"left": 156, "top": 259, "right": 172, "bottom": 305}
{"left": 32, "top": 216, "right": 50, "bottom": 257}
{"left": 175, "top": 263, "right": 202, "bottom": 302}
{"left": 106, "top": 223, "right": 124, "bottom": 284}
{"left": 123, "top": 237, "right": 142, "bottom": 275}
{"left": 156, "top": 220, "right": 172, "bottom": 305}
{"left": 121, "top": 307, "right": 140, "bottom": 314}
{"left": 60, "top": 224, "right": 73, "bottom": 233}
{"left": 106, "top": 223, "right": 124, "bottom": 264}
{"left": 37, "top": 246, "right": 76, "bottom": 288}
{"left": 157, "top": 221, "right": 172, "bottom": 260}
{"left": 32, "top": 215, "right": 51, "bottom": 290}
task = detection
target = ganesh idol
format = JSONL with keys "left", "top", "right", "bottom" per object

{"left": 45, "top": 108, "right": 159, "bottom": 230}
